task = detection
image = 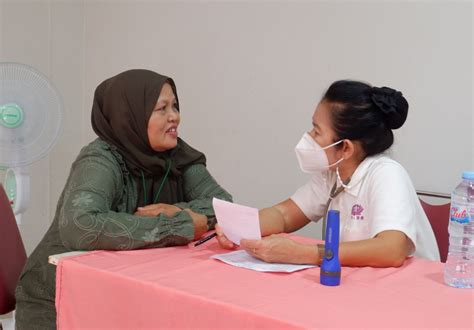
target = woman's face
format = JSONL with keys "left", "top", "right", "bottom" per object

{"left": 308, "top": 101, "right": 343, "bottom": 169}
{"left": 147, "top": 83, "right": 180, "bottom": 152}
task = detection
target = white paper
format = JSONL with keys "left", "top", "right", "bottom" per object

{"left": 212, "top": 198, "right": 261, "bottom": 245}
{"left": 211, "top": 250, "right": 316, "bottom": 273}
{"left": 48, "top": 251, "right": 88, "bottom": 265}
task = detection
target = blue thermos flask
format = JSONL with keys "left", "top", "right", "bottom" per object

{"left": 320, "top": 209, "right": 341, "bottom": 286}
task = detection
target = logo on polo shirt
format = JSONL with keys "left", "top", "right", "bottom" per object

{"left": 351, "top": 204, "right": 365, "bottom": 220}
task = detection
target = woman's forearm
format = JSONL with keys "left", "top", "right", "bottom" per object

{"left": 282, "top": 230, "right": 412, "bottom": 267}
{"left": 259, "top": 199, "right": 311, "bottom": 237}
{"left": 258, "top": 207, "right": 286, "bottom": 236}
{"left": 338, "top": 230, "right": 412, "bottom": 267}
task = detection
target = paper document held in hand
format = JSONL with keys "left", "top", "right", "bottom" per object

{"left": 212, "top": 198, "right": 261, "bottom": 245}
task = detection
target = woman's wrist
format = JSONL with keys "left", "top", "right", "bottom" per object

{"left": 185, "top": 209, "right": 207, "bottom": 239}
{"left": 291, "top": 242, "right": 321, "bottom": 265}
{"left": 316, "top": 243, "right": 325, "bottom": 266}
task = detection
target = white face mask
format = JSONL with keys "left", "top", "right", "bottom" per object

{"left": 295, "top": 132, "right": 343, "bottom": 173}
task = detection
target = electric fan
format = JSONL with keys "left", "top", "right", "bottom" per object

{"left": 0, "top": 62, "right": 63, "bottom": 224}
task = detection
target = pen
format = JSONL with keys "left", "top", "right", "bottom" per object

{"left": 194, "top": 232, "right": 217, "bottom": 247}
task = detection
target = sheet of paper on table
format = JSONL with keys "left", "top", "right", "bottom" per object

{"left": 211, "top": 250, "right": 316, "bottom": 273}
{"left": 48, "top": 251, "right": 88, "bottom": 265}
{"left": 212, "top": 197, "right": 261, "bottom": 245}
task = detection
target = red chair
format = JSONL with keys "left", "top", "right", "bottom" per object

{"left": 417, "top": 191, "right": 450, "bottom": 263}
{"left": 0, "top": 184, "right": 27, "bottom": 319}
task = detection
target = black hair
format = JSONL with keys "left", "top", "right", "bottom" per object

{"left": 322, "top": 80, "right": 409, "bottom": 157}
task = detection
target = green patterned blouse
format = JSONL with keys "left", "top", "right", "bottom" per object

{"left": 15, "top": 138, "right": 232, "bottom": 330}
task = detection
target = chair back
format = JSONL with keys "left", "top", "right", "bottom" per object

{"left": 0, "top": 184, "right": 27, "bottom": 315}
{"left": 417, "top": 191, "right": 450, "bottom": 262}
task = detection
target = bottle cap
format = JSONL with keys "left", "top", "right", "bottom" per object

{"left": 462, "top": 171, "right": 474, "bottom": 180}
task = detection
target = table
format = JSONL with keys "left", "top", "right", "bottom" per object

{"left": 55, "top": 236, "right": 473, "bottom": 329}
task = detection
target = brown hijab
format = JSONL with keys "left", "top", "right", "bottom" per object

{"left": 91, "top": 69, "right": 206, "bottom": 207}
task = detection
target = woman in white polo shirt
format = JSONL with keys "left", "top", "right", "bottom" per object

{"left": 217, "top": 80, "right": 439, "bottom": 266}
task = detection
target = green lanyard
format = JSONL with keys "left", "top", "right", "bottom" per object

{"left": 140, "top": 159, "right": 172, "bottom": 205}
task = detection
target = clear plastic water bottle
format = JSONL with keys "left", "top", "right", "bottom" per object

{"left": 444, "top": 171, "right": 474, "bottom": 288}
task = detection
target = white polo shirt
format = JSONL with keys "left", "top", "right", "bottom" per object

{"left": 291, "top": 154, "right": 440, "bottom": 261}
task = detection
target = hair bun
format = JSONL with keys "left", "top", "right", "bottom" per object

{"left": 370, "top": 86, "right": 408, "bottom": 129}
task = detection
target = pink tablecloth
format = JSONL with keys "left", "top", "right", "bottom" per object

{"left": 56, "top": 237, "right": 473, "bottom": 329}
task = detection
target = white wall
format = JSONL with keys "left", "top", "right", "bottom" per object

{"left": 1, "top": 0, "right": 52, "bottom": 254}
{"left": 0, "top": 0, "right": 85, "bottom": 253}
{"left": 1, "top": 0, "right": 472, "bottom": 253}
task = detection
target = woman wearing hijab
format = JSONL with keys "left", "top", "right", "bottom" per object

{"left": 15, "top": 69, "right": 232, "bottom": 329}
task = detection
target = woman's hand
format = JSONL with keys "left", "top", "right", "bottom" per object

{"left": 135, "top": 203, "right": 182, "bottom": 217}
{"left": 215, "top": 224, "right": 238, "bottom": 250}
{"left": 241, "top": 235, "right": 316, "bottom": 265}
{"left": 184, "top": 209, "right": 208, "bottom": 240}
{"left": 135, "top": 204, "right": 206, "bottom": 240}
